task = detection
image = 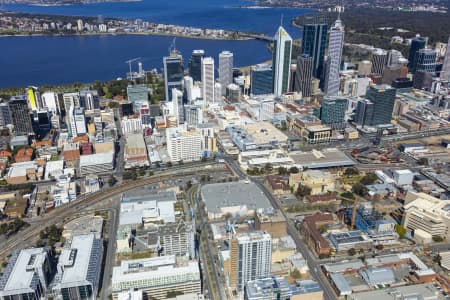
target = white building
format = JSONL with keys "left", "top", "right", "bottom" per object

{"left": 79, "top": 152, "right": 114, "bottom": 175}
{"left": 74, "top": 107, "right": 87, "bottom": 136}
{"left": 63, "top": 92, "right": 80, "bottom": 112}
{"left": 41, "top": 91, "right": 60, "bottom": 113}
{"left": 230, "top": 231, "right": 272, "bottom": 291}
{"left": 52, "top": 234, "right": 103, "bottom": 300}
{"left": 245, "top": 96, "right": 275, "bottom": 121}
{"left": 184, "top": 76, "right": 194, "bottom": 103}
{"left": 184, "top": 105, "right": 203, "bottom": 126}
{"left": 273, "top": 26, "right": 292, "bottom": 96}
{"left": 166, "top": 127, "right": 203, "bottom": 162}
{"left": 402, "top": 192, "right": 450, "bottom": 239}
{"left": 201, "top": 57, "right": 215, "bottom": 107}
{"left": 324, "top": 18, "right": 344, "bottom": 96}
{"left": 219, "top": 51, "right": 234, "bottom": 95}
{"left": 121, "top": 116, "right": 142, "bottom": 135}
{"left": 441, "top": 35, "right": 450, "bottom": 82}
{"left": 111, "top": 256, "right": 201, "bottom": 299}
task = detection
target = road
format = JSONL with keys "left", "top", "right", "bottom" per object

{"left": 0, "top": 162, "right": 225, "bottom": 258}
{"left": 224, "top": 157, "right": 337, "bottom": 300}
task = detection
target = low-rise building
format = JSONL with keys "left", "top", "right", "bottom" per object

{"left": 125, "top": 133, "right": 149, "bottom": 168}
{"left": 79, "top": 152, "right": 114, "bottom": 175}
{"left": 51, "top": 234, "right": 103, "bottom": 300}
{"left": 0, "top": 248, "right": 53, "bottom": 299}
{"left": 255, "top": 209, "right": 287, "bottom": 238}
{"left": 289, "top": 170, "right": 335, "bottom": 195}
{"left": 111, "top": 256, "right": 201, "bottom": 299}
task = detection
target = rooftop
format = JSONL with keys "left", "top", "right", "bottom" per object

{"left": 79, "top": 152, "right": 114, "bottom": 167}
{"left": 348, "top": 283, "right": 438, "bottom": 300}
{"left": 200, "top": 181, "right": 272, "bottom": 214}
{"left": 289, "top": 148, "right": 356, "bottom": 169}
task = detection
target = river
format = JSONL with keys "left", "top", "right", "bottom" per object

{"left": 0, "top": 0, "right": 313, "bottom": 87}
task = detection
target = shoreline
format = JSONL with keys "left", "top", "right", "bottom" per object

{"left": 0, "top": 31, "right": 257, "bottom": 41}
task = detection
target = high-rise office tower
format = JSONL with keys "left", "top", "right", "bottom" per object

{"left": 8, "top": 96, "right": 33, "bottom": 135}
{"left": 32, "top": 109, "right": 52, "bottom": 138}
{"left": 317, "top": 97, "right": 348, "bottom": 129}
{"left": 272, "top": 26, "right": 292, "bottom": 96}
{"left": 74, "top": 107, "right": 87, "bottom": 136}
{"left": 354, "top": 99, "right": 374, "bottom": 127}
{"left": 163, "top": 51, "right": 184, "bottom": 102}
{"left": 127, "top": 84, "right": 149, "bottom": 103}
{"left": 27, "top": 86, "right": 41, "bottom": 111}
{"left": 63, "top": 92, "right": 80, "bottom": 112}
{"left": 171, "top": 88, "right": 184, "bottom": 124}
{"left": 0, "top": 103, "right": 12, "bottom": 127}
{"left": 251, "top": 64, "right": 273, "bottom": 95}
{"left": 183, "top": 76, "right": 194, "bottom": 103}
{"left": 324, "top": 17, "right": 344, "bottom": 96}
{"left": 41, "top": 92, "right": 60, "bottom": 114}
{"left": 301, "top": 15, "right": 328, "bottom": 78}
{"left": 79, "top": 89, "right": 100, "bottom": 110}
{"left": 408, "top": 36, "right": 426, "bottom": 72}
{"left": 294, "top": 54, "right": 314, "bottom": 98}
{"left": 441, "top": 36, "right": 450, "bottom": 81}
{"left": 201, "top": 57, "right": 215, "bottom": 107}
{"left": 188, "top": 50, "right": 205, "bottom": 82}
{"left": 415, "top": 49, "right": 437, "bottom": 74}
{"left": 364, "top": 84, "right": 396, "bottom": 126}
{"left": 219, "top": 51, "right": 234, "bottom": 95}
{"left": 371, "top": 49, "right": 388, "bottom": 75}
{"left": 229, "top": 231, "right": 272, "bottom": 291}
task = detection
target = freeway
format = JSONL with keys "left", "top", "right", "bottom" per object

{"left": 0, "top": 162, "right": 225, "bottom": 259}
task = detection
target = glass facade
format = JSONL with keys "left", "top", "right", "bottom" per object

{"left": 164, "top": 53, "right": 184, "bottom": 101}
{"left": 365, "top": 85, "right": 396, "bottom": 126}
{"left": 251, "top": 64, "right": 273, "bottom": 95}
{"left": 408, "top": 37, "right": 426, "bottom": 72}
{"left": 301, "top": 17, "right": 328, "bottom": 78}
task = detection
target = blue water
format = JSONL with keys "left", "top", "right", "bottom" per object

{"left": 0, "top": 0, "right": 313, "bottom": 87}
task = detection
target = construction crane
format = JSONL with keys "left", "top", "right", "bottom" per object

{"left": 125, "top": 57, "right": 141, "bottom": 80}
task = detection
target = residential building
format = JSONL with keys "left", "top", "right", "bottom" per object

{"left": 163, "top": 51, "right": 184, "bottom": 102}
{"left": 111, "top": 256, "right": 201, "bottom": 299}
{"left": 201, "top": 57, "right": 215, "bottom": 107}
{"left": 294, "top": 54, "right": 314, "bottom": 98}
{"left": 0, "top": 248, "right": 53, "bottom": 300}
{"left": 250, "top": 64, "right": 273, "bottom": 95}
{"left": 324, "top": 17, "right": 344, "bottom": 96}
{"left": 219, "top": 51, "right": 234, "bottom": 95}
{"left": 273, "top": 26, "right": 293, "bottom": 96}
{"left": 301, "top": 15, "right": 328, "bottom": 78}
{"left": 166, "top": 127, "right": 203, "bottom": 162}
{"left": 51, "top": 234, "right": 103, "bottom": 300}
{"left": 229, "top": 231, "right": 272, "bottom": 291}
{"left": 188, "top": 49, "right": 205, "bottom": 82}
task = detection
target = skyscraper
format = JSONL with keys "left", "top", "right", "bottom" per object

{"left": 441, "top": 35, "right": 450, "bottom": 81}
{"left": 8, "top": 96, "right": 33, "bottom": 135}
{"left": 364, "top": 84, "right": 396, "bottom": 126}
{"left": 415, "top": 48, "right": 437, "bottom": 74}
{"left": 0, "top": 103, "right": 12, "bottom": 127}
{"left": 251, "top": 64, "right": 273, "bottom": 95}
{"left": 317, "top": 97, "right": 348, "bottom": 129}
{"left": 229, "top": 231, "right": 272, "bottom": 291}
{"left": 27, "top": 86, "right": 41, "bottom": 111}
{"left": 201, "top": 57, "right": 215, "bottom": 107}
{"left": 371, "top": 49, "right": 388, "bottom": 75}
{"left": 272, "top": 26, "right": 292, "bottom": 96}
{"left": 219, "top": 51, "right": 234, "bottom": 95}
{"left": 79, "top": 89, "right": 100, "bottom": 110}
{"left": 324, "top": 17, "right": 344, "bottom": 96}
{"left": 354, "top": 99, "right": 374, "bottom": 127}
{"left": 163, "top": 51, "right": 184, "bottom": 102}
{"left": 188, "top": 50, "right": 205, "bottom": 82}
{"left": 408, "top": 36, "right": 426, "bottom": 72}
{"left": 294, "top": 54, "right": 314, "bottom": 98}
{"left": 301, "top": 15, "right": 328, "bottom": 78}
{"left": 74, "top": 107, "right": 87, "bottom": 136}
{"left": 171, "top": 88, "right": 184, "bottom": 124}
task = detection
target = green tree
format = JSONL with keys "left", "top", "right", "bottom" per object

{"left": 295, "top": 183, "right": 312, "bottom": 198}
{"left": 348, "top": 248, "right": 357, "bottom": 256}
{"left": 395, "top": 224, "right": 407, "bottom": 239}
{"left": 352, "top": 183, "right": 368, "bottom": 196}
{"left": 166, "top": 291, "right": 184, "bottom": 298}
{"left": 341, "top": 191, "right": 355, "bottom": 199}
{"left": 291, "top": 268, "right": 301, "bottom": 279}
{"left": 344, "top": 167, "right": 360, "bottom": 176}
{"left": 108, "top": 175, "right": 117, "bottom": 187}
{"left": 289, "top": 166, "right": 299, "bottom": 174}
{"left": 360, "top": 173, "right": 378, "bottom": 185}
{"left": 433, "top": 235, "right": 444, "bottom": 242}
